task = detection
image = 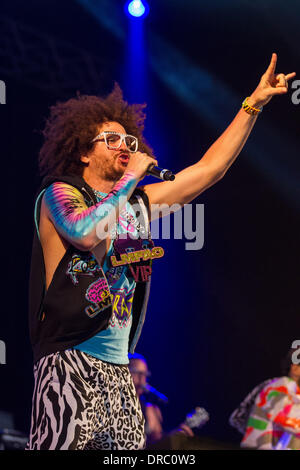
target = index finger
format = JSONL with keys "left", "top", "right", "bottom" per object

{"left": 265, "top": 52, "right": 277, "bottom": 77}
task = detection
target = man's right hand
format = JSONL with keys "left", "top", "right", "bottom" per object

{"left": 125, "top": 152, "right": 158, "bottom": 181}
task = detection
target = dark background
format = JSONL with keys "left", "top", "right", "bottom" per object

{"left": 0, "top": 0, "right": 299, "bottom": 444}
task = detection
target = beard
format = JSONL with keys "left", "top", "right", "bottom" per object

{"left": 96, "top": 156, "right": 125, "bottom": 182}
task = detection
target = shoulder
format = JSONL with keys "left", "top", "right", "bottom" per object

{"left": 45, "top": 181, "right": 83, "bottom": 196}
{"left": 42, "top": 182, "right": 88, "bottom": 221}
{"left": 259, "top": 376, "right": 296, "bottom": 395}
{"left": 267, "top": 376, "right": 291, "bottom": 387}
{"left": 44, "top": 181, "right": 86, "bottom": 205}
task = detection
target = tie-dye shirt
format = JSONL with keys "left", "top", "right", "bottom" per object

{"left": 241, "top": 377, "right": 300, "bottom": 450}
{"left": 74, "top": 190, "right": 138, "bottom": 364}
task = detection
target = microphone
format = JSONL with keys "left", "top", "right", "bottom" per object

{"left": 147, "top": 165, "right": 175, "bottom": 181}
{"left": 142, "top": 383, "right": 169, "bottom": 404}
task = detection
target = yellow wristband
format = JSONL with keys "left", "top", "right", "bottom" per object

{"left": 242, "top": 97, "right": 263, "bottom": 116}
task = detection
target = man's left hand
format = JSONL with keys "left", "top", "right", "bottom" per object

{"left": 248, "top": 53, "right": 296, "bottom": 108}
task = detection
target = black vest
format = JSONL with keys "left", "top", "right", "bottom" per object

{"left": 28, "top": 175, "right": 152, "bottom": 363}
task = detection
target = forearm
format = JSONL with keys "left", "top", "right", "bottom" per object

{"left": 143, "top": 104, "right": 260, "bottom": 207}
{"left": 195, "top": 104, "right": 259, "bottom": 180}
{"left": 44, "top": 171, "right": 138, "bottom": 250}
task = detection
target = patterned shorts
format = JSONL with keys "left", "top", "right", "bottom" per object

{"left": 25, "top": 349, "right": 145, "bottom": 450}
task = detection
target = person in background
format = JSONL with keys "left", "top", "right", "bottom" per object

{"left": 229, "top": 348, "right": 300, "bottom": 450}
{"left": 129, "top": 353, "right": 195, "bottom": 446}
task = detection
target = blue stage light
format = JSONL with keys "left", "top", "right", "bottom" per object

{"left": 126, "top": 0, "right": 149, "bottom": 18}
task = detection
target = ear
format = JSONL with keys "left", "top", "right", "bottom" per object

{"left": 81, "top": 154, "right": 90, "bottom": 164}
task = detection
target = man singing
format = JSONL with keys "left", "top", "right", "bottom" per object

{"left": 26, "top": 54, "right": 295, "bottom": 449}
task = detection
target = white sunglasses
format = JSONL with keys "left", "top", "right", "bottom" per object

{"left": 91, "top": 131, "right": 138, "bottom": 152}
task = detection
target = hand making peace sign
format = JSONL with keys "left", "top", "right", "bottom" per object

{"left": 248, "top": 53, "right": 296, "bottom": 108}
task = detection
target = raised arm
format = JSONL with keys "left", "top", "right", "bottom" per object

{"left": 141, "top": 53, "right": 296, "bottom": 211}
{"left": 43, "top": 172, "right": 138, "bottom": 251}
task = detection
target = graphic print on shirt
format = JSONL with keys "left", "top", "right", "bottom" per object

{"left": 66, "top": 253, "right": 102, "bottom": 285}
{"left": 109, "top": 237, "right": 156, "bottom": 283}
{"left": 109, "top": 285, "right": 135, "bottom": 328}
{"left": 85, "top": 276, "right": 112, "bottom": 318}
{"left": 110, "top": 208, "right": 147, "bottom": 238}
{"left": 241, "top": 377, "right": 300, "bottom": 450}
{"left": 66, "top": 252, "right": 112, "bottom": 318}
{"left": 105, "top": 265, "right": 126, "bottom": 286}
{"left": 102, "top": 201, "right": 153, "bottom": 329}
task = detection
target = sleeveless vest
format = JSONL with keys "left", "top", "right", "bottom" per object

{"left": 28, "top": 174, "right": 152, "bottom": 363}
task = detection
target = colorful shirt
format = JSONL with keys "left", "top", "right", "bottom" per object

{"left": 74, "top": 190, "right": 139, "bottom": 364}
{"left": 241, "top": 377, "right": 300, "bottom": 450}
{"left": 29, "top": 175, "right": 152, "bottom": 364}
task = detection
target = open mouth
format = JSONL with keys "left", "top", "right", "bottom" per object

{"left": 118, "top": 153, "right": 129, "bottom": 165}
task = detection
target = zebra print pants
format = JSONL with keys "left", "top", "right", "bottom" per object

{"left": 25, "top": 349, "right": 145, "bottom": 450}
